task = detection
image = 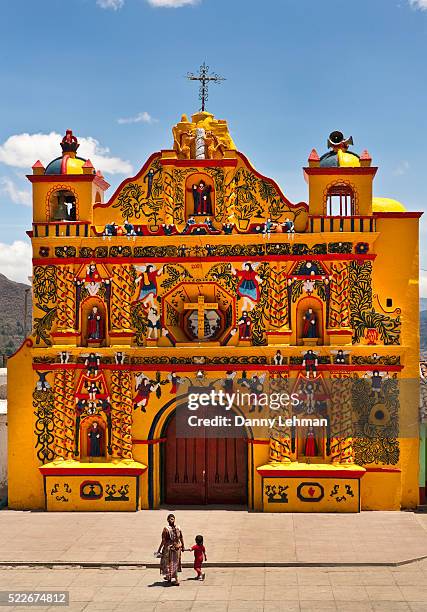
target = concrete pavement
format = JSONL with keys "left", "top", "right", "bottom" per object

{"left": 0, "top": 509, "right": 427, "bottom": 566}
{"left": 1, "top": 564, "right": 427, "bottom": 611}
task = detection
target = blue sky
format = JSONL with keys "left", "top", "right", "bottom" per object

{"left": 0, "top": 0, "right": 426, "bottom": 293}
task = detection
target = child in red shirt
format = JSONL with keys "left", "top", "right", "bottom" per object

{"left": 187, "top": 535, "right": 207, "bottom": 580}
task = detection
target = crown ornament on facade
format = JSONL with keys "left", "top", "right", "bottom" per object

{"left": 60, "top": 129, "right": 80, "bottom": 155}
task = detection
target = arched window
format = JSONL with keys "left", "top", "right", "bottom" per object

{"left": 326, "top": 183, "right": 355, "bottom": 216}
{"left": 50, "top": 189, "right": 77, "bottom": 221}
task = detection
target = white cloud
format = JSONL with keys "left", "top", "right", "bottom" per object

{"left": 0, "top": 177, "right": 31, "bottom": 207}
{"left": 95, "top": 0, "right": 200, "bottom": 9}
{"left": 96, "top": 0, "right": 124, "bottom": 9}
{"left": 147, "top": 0, "right": 200, "bottom": 6}
{"left": 0, "top": 132, "right": 132, "bottom": 175}
{"left": 117, "top": 111, "right": 157, "bottom": 125}
{"left": 394, "top": 160, "right": 410, "bottom": 176}
{"left": 409, "top": 0, "right": 427, "bottom": 10}
{"left": 0, "top": 241, "right": 32, "bottom": 284}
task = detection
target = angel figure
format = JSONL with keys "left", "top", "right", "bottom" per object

{"left": 173, "top": 127, "right": 194, "bottom": 160}
{"left": 364, "top": 370, "right": 390, "bottom": 397}
{"left": 205, "top": 130, "right": 226, "bottom": 159}
{"left": 331, "top": 349, "right": 350, "bottom": 365}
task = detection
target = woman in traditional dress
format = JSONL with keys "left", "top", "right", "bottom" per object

{"left": 135, "top": 264, "right": 163, "bottom": 308}
{"left": 157, "top": 514, "right": 185, "bottom": 585}
{"left": 232, "top": 262, "right": 261, "bottom": 312}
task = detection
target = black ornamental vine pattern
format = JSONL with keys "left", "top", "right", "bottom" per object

{"left": 349, "top": 261, "right": 401, "bottom": 345}
{"left": 205, "top": 167, "right": 226, "bottom": 221}
{"left": 32, "top": 266, "right": 58, "bottom": 345}
{"left": 113, "top": 160, "right": 163, "bottom": 223}
{"left": 33, "top": 388, "right": 55, "bottom": 463}
{"left": 352, "top": 375, "right": 400, "bottom": 465}
{"left": 250, "top": 262, "right": 270, "bottom": 346}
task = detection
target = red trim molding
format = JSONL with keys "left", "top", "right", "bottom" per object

{"left": 257, "top": 468, "right": 366, "bottom": 479}
{"left": 39, "top": 467, "right": 147, "bottom": 476}
{"left": 364, "top": 467, "right": 401, "bottom": 473}
{"left": 132, "top": 438, "right": 166, "bottom": 445}
{"left": 247, "top": 439, "right": 270, "bottom": 445}
{"left": 304, "top": 167, "right": 378, "bottom": 176}
{"left": 32, "top": 253, "right": 377, "bottom": 266}
{"left": 31, "top": 363, "right": 404, "bottom": 373}
{"left": 160, "top": 158, "right": 237, "bottom": 168}
{"left": 373, "top": 212, "right": 423, "bottom": 219}
{"left": 27, "top": 174, "right": 110, "bottom": 190}
{"left": 109, "top": 331, "right": 134, "bottom": 337}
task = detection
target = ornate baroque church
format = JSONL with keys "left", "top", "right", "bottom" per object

{"left": 7, "top": 108, "right": 421, "bottom": 512}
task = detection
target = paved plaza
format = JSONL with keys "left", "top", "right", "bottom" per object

{"left": 1, "top": 509, "right": 427, "bottom": 610}
{"left": 1, "top": 565, "right": 427, "bottom": 611}
{"left": 0, "top": 509, "right": 427, "bottom": 566}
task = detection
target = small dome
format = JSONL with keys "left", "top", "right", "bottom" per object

{"left": 44, "top": 129, "right": 93, "bottom": 176}
{"left": 44, "top": 155, "right": 87, "bottom": 175}
{"left": 372, "top": 197, "right": 407, "bottom": 213}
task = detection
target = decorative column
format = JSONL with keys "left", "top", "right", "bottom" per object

{"left": 110, "top": 370, "right": 125, "bottom": 460}
{"left": 269, "top": 373, "right": 292, "bottom": 463}
{"left": 339, "top": 376, "right": 355, "bottom": 464}
{"left": 54, "top": 265, "right": 78, "bottom": 344}
{"left": 266, "top": 264, "right": 291, "bottom": 345}
{"left": 110, "top": 265, "right": 134, "bottom": 345}
{"left": 110, "top": 369, "right": 134, "bottom": 461}
{"left": 195, "top": 128, "right": 206, "bottom": 159}
{"left": 53, "top": 369, "right": 75, "bottom": 461}
{"left": 120, "top": 371, "right": 134, "bottom": 461}
{"left": 330, "top": 373, "right": 355, "bottom": 464}
{"left": 327, "top": 262, "right": 352, "bottom": 345}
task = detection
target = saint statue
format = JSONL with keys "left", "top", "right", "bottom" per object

{"left": 303, "top": 426, "right": 318, "bottom": 457}
{"left": 87, "top": 306, "right": 103, "bottom": 341}
{"left": 302, "top": 308, "right": 317, "bottom": 338}
{"left": 237, "top": 311, "right": 252, "bottom": 340}
{"left": 88, "top": 422, "right": 103, "bottom": 458}
{"left": 189, "top": 181, "right": 213, "bottom": 216}
{"left": 85, "top": 263, "right": 102, "bottom": 296}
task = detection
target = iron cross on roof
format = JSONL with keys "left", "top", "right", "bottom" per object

{"left": 187, "top": 63, "right": 225, "bottom": 112}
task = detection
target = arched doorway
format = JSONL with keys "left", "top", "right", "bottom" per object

{"left": 163, "top": 412, "right": 248, "bottom": 505}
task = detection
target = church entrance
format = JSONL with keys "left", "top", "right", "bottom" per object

{"left": 163, "top": 413, "right": 248, "bottom": 505}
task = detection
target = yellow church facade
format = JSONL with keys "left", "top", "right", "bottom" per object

{"left": 7, "top": 113, "right": 421, "bottom": 512}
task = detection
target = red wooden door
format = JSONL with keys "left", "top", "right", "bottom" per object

{"left": 205, "top": 437, "right": 248, "bottom": 504}
{"left": 164, "top": 414, "right": 247, "bottom": 505}
{"left": 164, "top": 414, "right": 206, "bottom": 504}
